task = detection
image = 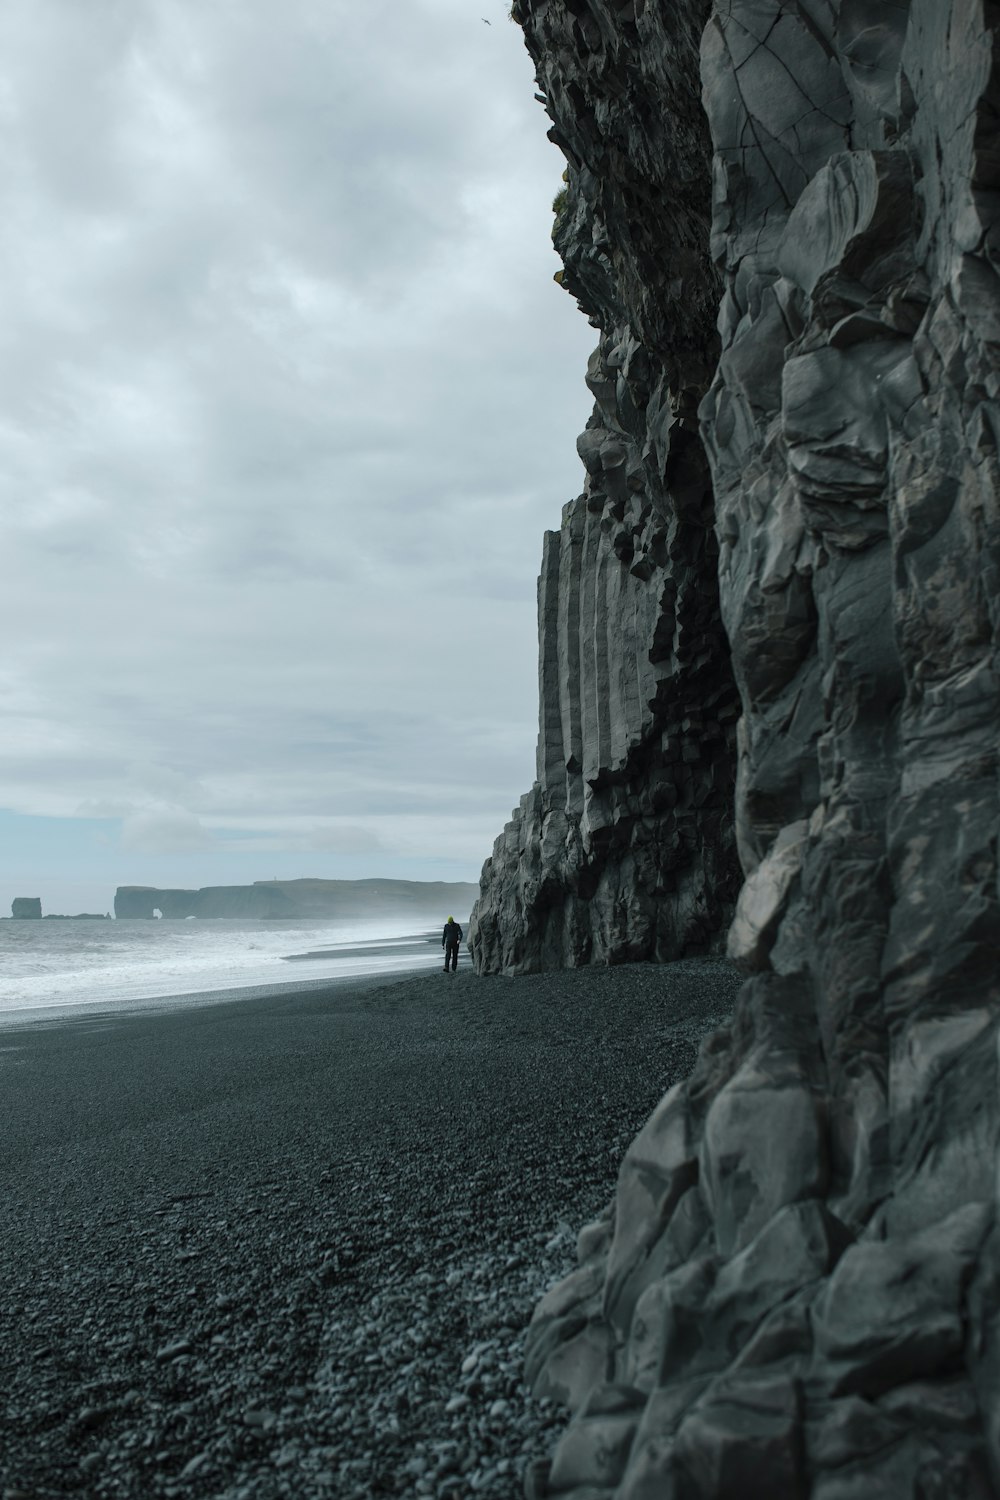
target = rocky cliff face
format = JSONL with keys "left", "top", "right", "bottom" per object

{"left": 468, "top": 0, "right": 742, "bottom": 974}
{"left": 502, "top": 1, "right": 1000, "bottom": 1496}
{"left": 114, "top": 885, "right": 297, "bottom": 919}
{"left": 113, "top": 879, "right": 479, "bottom": 921}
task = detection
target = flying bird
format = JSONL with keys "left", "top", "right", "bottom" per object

{"left": 482, "top": 16, "right": 491, "bottom": 22}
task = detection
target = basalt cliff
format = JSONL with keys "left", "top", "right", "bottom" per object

{"left": 476, "top": 2, "right": 1000, "bottom": 1496}
{"left": 469, "top": 0, "right": 742, "bottom": 974}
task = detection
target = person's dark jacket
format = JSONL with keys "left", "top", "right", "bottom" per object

{"left": 442, "top": 921, "right": 463, "bottom": 949}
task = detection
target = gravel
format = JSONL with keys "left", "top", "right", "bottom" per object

{"left": 0, "top": 958, "right": 741, "bottom": 1499}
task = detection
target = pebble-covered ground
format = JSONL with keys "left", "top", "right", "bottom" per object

{"left": 0, "top": 959, "right": 741, "bottom": 1500}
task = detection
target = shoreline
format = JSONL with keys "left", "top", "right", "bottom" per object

{"left": 0, "top": 918, "right": 468, "bottom": 1033}
{"left": 0, "top": 952, "right": 468, "bottom": 1033}
{"left": 1, "top": 958, "right": 742, "bottom": 1500}
{"left": 0, "top": 969, "right": 425, "bottom": 1032}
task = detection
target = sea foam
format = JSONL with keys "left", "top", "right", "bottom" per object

{"left": 0, "top": 916, "right": 451, "bottom": 1024}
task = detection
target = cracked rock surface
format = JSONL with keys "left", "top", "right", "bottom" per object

{"left": 492, "top": 1, "right": 1000, "bottom": 1496}
{"left": 469, "top": 0, "right": 742, "bottom": 975}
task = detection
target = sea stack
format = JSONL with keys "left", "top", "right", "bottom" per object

{"left": 11, "top": 897, "right": 42, "bottom": 919}
{"left": 484, "top": 2, "right": 1000, "bottom": 1495}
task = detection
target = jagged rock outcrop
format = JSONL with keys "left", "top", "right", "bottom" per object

{"left": 113, "top": 879, "right": 478, "bottom": 921}
{"left": 468, "top": 0, "right": 742, "bottom": 974}
{"left": 10, "top": 897, "right": 41, "bottom": 919}
{"left": 507, "top": 1, "right": 1000, "bottom": 1496}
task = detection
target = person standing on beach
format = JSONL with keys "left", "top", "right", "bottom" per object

{"left": 442, "top": 917, "right": 463, "bottom": 972}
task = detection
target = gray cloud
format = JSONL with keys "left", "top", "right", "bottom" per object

{"left": 0, "top": 0, "right": 595, "bottom": 908}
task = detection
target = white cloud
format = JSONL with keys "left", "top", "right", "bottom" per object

{"left": 120, "top": 806, "right": 214, "bottom": 854}
{"left": 0, "top": 0, "right": 595, "bottom": 905}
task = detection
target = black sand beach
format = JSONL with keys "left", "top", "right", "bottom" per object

{"left": 0, "top": 960, "right": 741, "bottom": 1500}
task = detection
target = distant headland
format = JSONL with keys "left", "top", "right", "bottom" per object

{"left": 113, "top": 878, "right": 479, "bottom": 920}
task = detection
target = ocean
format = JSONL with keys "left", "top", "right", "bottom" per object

{"left": 0, "top": 916, "right": 465, "bottom": 1027}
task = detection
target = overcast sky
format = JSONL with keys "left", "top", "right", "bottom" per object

{"left": 0, "top": 0, "right": 596, "bottom": 913}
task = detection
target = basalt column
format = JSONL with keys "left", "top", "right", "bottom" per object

{"left": 469, "top": 0, "right": 742, "bottom": 975}
{"left": 522, "top": 3, "right": 1000, "bottom": 1497}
